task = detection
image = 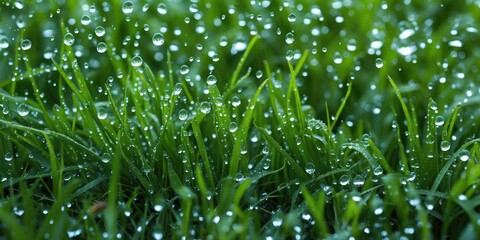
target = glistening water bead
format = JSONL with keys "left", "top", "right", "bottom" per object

{"left": 21, "top": 39, "right": 31, "bottom": 50}
{"left": 152, "top": 33, "right": 165, "bottom": 46}
{"left": 131, "top": 56, "right": 143, "bottom": 67}
{"left": 64, "top": 33, "right": 75, "bottom": 46}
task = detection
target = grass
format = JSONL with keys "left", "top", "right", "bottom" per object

{"left": 1, "top": 0, "right": 480, "bottom": 239}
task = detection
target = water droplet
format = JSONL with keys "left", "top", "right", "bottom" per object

{"left": 20, "top": 39, "right": 31, "bottom": 50}
{"left": 347, "top": 39, "right": 357, "bottom": 51}
{"left": 399, "top": 29, "right": 415, "bottom": 39}
{"left": 17, "top": 103, "right": 29, "bottom": 116}
{"left": 256, "top": 70, "right": 263, "bottom": 79}
{"left": 333, "top": 52, "right": 343, "bottom": 64}
{"left": 157, "top": 3, "right": 167, "bottom": 14}
{"left": 131, "top": 56, "right": 143, "bottom": 67}
{"left": 63, "top": 33, "right": 75, "bottom": 46}
{"left": 235, "top": 172, "right": 245, "bottom": 182}
{"left": 97, "top": 108, "right": 108, "bottom": 119}
{"left": 4, "top": 152, "right": 13, "bottom": 161}
{"left": 95, "top": 26, "right": 106, "bottom": 37}
{"left": 122, "top": 1, "right": 134, "bottom": 14}
{"left": 286, "top": 50, "right": 294, "bottom": 61}
{"left": 353, "top": 175, "right": 365, "bottom": 186}
{"left": 101, "top": 153, "right": 111, "bottom": 163}
{"left": 459, "top": 150, "right": 470, "bottom": 162}
{"left": 153, "top": 204, "right": 163, "bottom": 212}
{"left": 231, "top": 96, "right": 241, "bottom": 107}
{"left": 285, "top": 32, "right": 295, "bottom": 44}
{"left": 173, "top": 83, "right": 182, "bottom": 95}
{"left": 305, "top": 162, "right": 315, "bottom": 175}
{"left": 97, "top": 42, "right": 107, "bottom": 53}
{"left": 287, "top": 13, "right": 296, "bottom": 22}
{"left": 213, "top": 97, "right": 224, "bottom": 107}
{"left": 152, "top": 33, "right": 165, "bottom": 46}
{"left": 80, "top": 15, "right": 91, "bottom": 25}
{"left": 440, "top": 141, "right": 451, "bottom": 151}
{"left": 178, "top": 109, "right": 188, "bottom": 121}
{"left": 339, "top": 174, "right": 350, "bottom": 186}
{"left": 272, "top": 218, "right": 283, "bottom": 227}
{"left": 375, "top": 58, "right": 384, "bottom": 68}
{"left": 228, "top": 122, "right": 238, "bottom": 133}
{"left": 448, "top": 40, "right": 462, "bottom": 48}
{"left": 373, "top": 166, "right": 383, "bottom": 176}
{"left": 435, "top": 116, "right": 444, "bottom": 126}
{"left": 200, "top": 102, "right": 211, "bottom": 114}
{"left": 206, "top": 75, "right": 217, "bottom": 85}
{"left": 374, "top": 207, "right": 383, "bottom": 215}
{"left": 180, "top": 65, "right": 189, "bottom": 75}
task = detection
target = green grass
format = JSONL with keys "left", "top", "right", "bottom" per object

{"left": 1, "top": 0, "right": 480, "bottom": 239}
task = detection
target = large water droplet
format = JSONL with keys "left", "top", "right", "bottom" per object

{"left": 440, "top": 141, "right": 451, "bottom": 151}
{"left": 375, "top": 58, "right": 384, "bottom": 68}
{"left": 180, "top": 65, "right": 189, "bottom": 75}
{"left": 63, "top": 33, "right": 75, "bottom": 46}
{"left": 206, "top": 75, "right": 217, "bottom": 85}
{"left": 285, "top": 32, "right": 295, "bottom": 44}
{"left": 122, "top": 1, "right": 134, "bottom": 14}
{"left": 305, "top": 162, "right": 315, "bottom": 175}
{"left": 152, "top": 33, "right": 165, "bottom": 46}
{"left": 131, "top": 56, "right": 143, "bottom": 67}
{"left": 200, "top": 102, "right": 211, "bottom": 114}
{"left": 17, "top": 103, "right": 30, "bottom": 116}
{"left": 4, "top": 152, "right": 13, "bottom": 161}
{"left": 97, "top": 42, "right": 107, "bottom": 53}
{"left": 21, "top": 39, "right": 31, "bottom": 50}
{"left": 157, "top": 3, "right": 167, "bottom": 14}
{"left": 228, "top": 122, "right": 238, "bottom": 133}
{"left": 339, "top": 174, "right": 350, "bottom": 186}
{"left": 95, "top": 26, "right": 106, "bottom": 37}
{"left": 178, "top": 109, "right": 188, "bottom": 121}
{"left": 101, "top": 153, "right": 111, "bottom": 163}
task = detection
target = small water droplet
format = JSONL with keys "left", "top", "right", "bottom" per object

{"left": 97, "top": 108, "right": 108, "bottom": 120}
{"left": 373, "top": 166, "right": 383, "bottom": 176}
{"left": 63, "top": 33, "right": 75, "bottom": 46}
{"left": 339, "top": 174, "right": 350, "bottom": 186}
{"left": 375, "top": 58, "right": 384, "bottom": 68}
{"left": 101, "top": 153, "right": 111, "bottom": 163}
{"left": 97, "top": 42, "right": 107, "bottom": 53}
{"left": 95, "top": 26, "right": 106, "bottom": 37}
{"left": 157, "top": 3, "right": 167, "bottom": 14}
{"left": 200, "top": 102, "right": 211, "bottom": 114}
{"left": 17, "top": 103, "right": 29, "bottom": 116}
{"left": 459, "top": 150, "right": 470, "bottom": 162}
{"left": 286, "top": 50, "right": 294, "bottom": 61}
{"left": 305, "top": 162, "right": 315, "bottom": 175}
{"left": 4, "top": 152, "right": 13, "bottom": 161}
{"left": 287, "top": 13, "right": 296, "bottom": 22}
{"left": 80, "top": 15, "right": 91, "bottom": 25}
{"left": 152, "top": 33, "right": 165, "bottom": 46}
{"left": 178, "top": 109, "right": 188, "bottom": 121}
{"left": 173, "top": 83, "right": 182, "bottom": 95}
{"left": 435, "top": 116, "right": 444, "bottom": 126}
{"left": 272, "top": 218, "right": 283, "bottom": 227}
{"left": 228, "top": 122, "right": 238, "bottom": 133}
{"left": 131, "top": 56, "right": 143, "bottom": 67}
{"left": 180, "top": 65, "right": 189, "bottom": 75}
{"left": 231, "top": 96, "right": 241, "bottom": 107}
{"left": 353, "top": 175, "right": 365, "bottom": 186}
{"left": 21, "top": 39, "right": 31, "bottom": 50}
{"left": 440, "top": 141, "right": 451, "bottom": 151}
{"left": 285, "top": 32, "right": 295, "bottom": 44}
{"left": 374, "top": 207, "right": 383, "bottom": 215}
{"left": 333, "top": 52, "right": 343, "bottom": 64}
{"left": 122, "top": 1, "right": 134, "bottom": 14}
{"left": 206, "top": 75, "right": 217, "bottom": 85}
